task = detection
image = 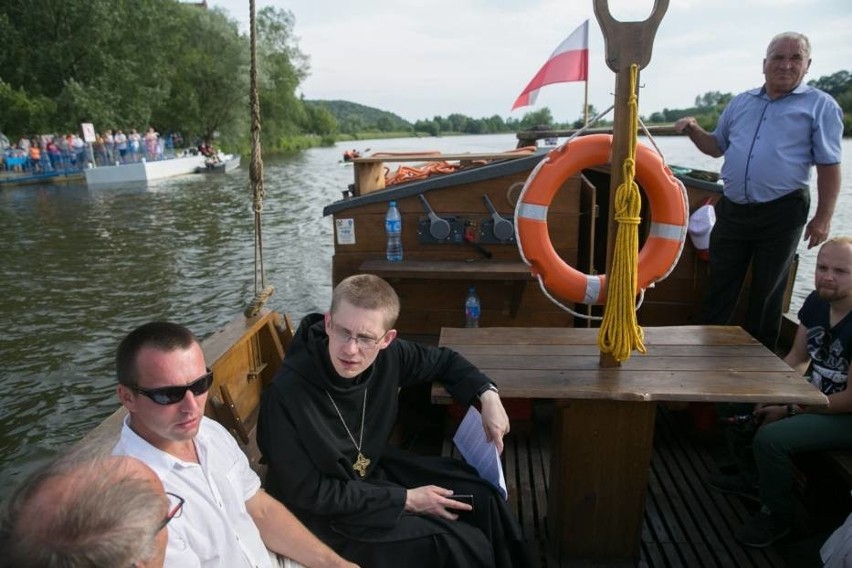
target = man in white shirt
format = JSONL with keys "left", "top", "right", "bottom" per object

{"left": 112, "top": 321, "right": 359, "bottom": 568}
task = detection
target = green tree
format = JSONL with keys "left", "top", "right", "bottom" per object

{"left": 256, "top": 6, "right": 310, "bottom": 148}
{"left": 304, "top": 103, "right": 337, "bottom": 135}
{"left": 152, "top": 7, "right": 248, "bottom": 145}
{"left": 808, "top": 71, "right": 851, "bottom": 99}
{"left": 518, "top": 107, "right": 554, "bottom": 130}
{"left": 0, "top": 81, "right": 55, "bottom": 136}
{"left": 414, "top": 119, "right": 438, "bottom": 136}
{"left": 809, "top": 70, "right": 852, "bottom": 115}
{"left": 695, "top": 91, "right": 726, "bottom": 108}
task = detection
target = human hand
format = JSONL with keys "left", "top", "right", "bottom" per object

{"left": 479, "top": 390, "right": 510, "bottom": 454}
{"left": 753, "top": 404, "right": 787, "bottom": 427}
{"left": 404, "top": 486, "right": 473, "bottom": 520}
{"left": 674, "top": 117, "right": 698, "bottom": 134}
{"left": 804, "top": 215, "right": 831, "bottom": 249}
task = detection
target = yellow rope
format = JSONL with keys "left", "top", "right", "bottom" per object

{"left": 597, "top": 64, "right": 646, "bottom": 362}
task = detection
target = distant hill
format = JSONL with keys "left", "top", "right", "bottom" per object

{"left": 306, "top": 100, "right": 413, "bottom": 134}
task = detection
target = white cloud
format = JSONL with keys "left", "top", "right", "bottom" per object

{"left": 210, "top": 0, "right": 852, "bottom": 122}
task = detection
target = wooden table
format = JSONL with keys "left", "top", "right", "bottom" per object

{"left": 434, "top": 325, "right": 828, "bottom": 562}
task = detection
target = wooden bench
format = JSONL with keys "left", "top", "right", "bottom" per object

{"left": 442, "top": 404, "right": 788, "bottom": 568}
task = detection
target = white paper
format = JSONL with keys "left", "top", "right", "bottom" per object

{"left": 335, "top": 218, "right": 355, "bottom": 245}
{"left": 452, "top": 406, "right": 507, "bottom": 500}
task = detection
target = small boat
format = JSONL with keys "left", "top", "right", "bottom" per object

{"left": 68, "top": 2, "right": 839, "bottom": 565}
{"left": 194, "top": 153, "right": 241, "bottom": 174}
{"left": 84, "top": 153, "right": 207, "bottom": 186}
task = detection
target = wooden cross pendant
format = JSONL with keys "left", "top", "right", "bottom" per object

{"left": 352, "top": 452, "right": 371, "bottom": 477}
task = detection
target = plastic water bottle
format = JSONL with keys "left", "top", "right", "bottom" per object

{"left": 385, "top": 201, "right": 403, "bottom": 262}
{"left": 465, "top": 287, "right": 480, "bottom": 328}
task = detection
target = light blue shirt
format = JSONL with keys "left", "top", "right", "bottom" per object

{"left": 713, "top": 83, "right": 843, "bottom": 204}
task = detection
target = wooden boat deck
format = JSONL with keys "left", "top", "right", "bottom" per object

{"left": 443, "top": 405, "right": 789, "bottom": 568}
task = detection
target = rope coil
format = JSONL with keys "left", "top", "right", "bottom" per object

{"left": 597, "top": 64, "right": 646, "bottom": 362}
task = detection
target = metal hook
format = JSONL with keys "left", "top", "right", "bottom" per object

{"left": 593, "top": 0, "right": 669, "bottom": 72}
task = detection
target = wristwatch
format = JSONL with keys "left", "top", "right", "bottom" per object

{"left": 477, "top": 384, "right": 499, "bottom": 400}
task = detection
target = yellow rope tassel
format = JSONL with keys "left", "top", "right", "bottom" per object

{"left": 598, "top": 64, "right": 646, "bottom": 362}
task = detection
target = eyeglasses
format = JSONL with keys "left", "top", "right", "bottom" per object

{"left": 328, "top": 321, "right": 387, "bottom": 351}
{"left": 132, "top": 369, "right": 214, "bottom": 405}
{"left": 158, "top": 492, "right": 185, "bottom": 531}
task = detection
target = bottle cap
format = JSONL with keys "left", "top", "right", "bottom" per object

{"left": 389, "top": 200, "right": 396, "bottom": 206}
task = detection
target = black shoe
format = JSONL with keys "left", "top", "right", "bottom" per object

{"left": 736, "top": 506, "right": 791, "bottom": 548}
{"left": 707, "top": 471, "right": 759, "bottom": 502}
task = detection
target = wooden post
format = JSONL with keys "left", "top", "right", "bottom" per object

{"left": 593, "top": 0, "right": 668, "bottom": 368}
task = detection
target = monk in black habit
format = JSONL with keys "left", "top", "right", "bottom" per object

{"left": 258, "top": 274, "right": 530, "bottom": 568}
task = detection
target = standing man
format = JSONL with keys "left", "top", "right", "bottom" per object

{"left": 675, "top": 31, "right": 843, "bottom": 350}
{"left": 258, "top": 274, "right": 529, "bottom": 568}
{"left": 112, "top": 321, "right": 359, "bottom": 568}
{"left": 1, "top": 452, "right": 172, "bottom": 568}
{"left": 709, "top": 237, "right": 852, "bottom": 547}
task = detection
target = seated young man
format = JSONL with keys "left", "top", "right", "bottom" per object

{"left": 258, "top": 274, "right": 530, "bottom": 568}
{"left": 709, "top": 237, "right": 852, "bottom": 548}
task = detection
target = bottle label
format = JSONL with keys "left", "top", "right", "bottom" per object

{"left": 386, "top": 219, "right": 401, "bottom": 233}
{"left": 465, "top": 305, "right": 480, "bottom": 319}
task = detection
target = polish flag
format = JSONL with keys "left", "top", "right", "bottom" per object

{"left": 512, "top": 20, "right": 589, "bottom": 110}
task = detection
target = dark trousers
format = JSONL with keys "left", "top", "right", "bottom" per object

{"left": 703, "top": 189, "right": 809, "bottom": 350}
{"left": 716, "top": 404, "right": 852, "bottom": 523}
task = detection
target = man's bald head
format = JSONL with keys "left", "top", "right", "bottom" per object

{"left": 1, "top": 454, "right": 169, "bottom": 568}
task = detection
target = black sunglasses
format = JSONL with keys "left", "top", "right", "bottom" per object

{"left": 132, "top": 369, "right": 214, "bottom": 405}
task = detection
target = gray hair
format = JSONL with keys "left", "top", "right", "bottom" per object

{"left": 766, "top": 32, "right": 811, "bottom": 60}
{"left": 0, "top": 453, "right": 166, "bottom": 567}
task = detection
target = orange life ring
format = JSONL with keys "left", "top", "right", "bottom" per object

{"left": 515, "top": 133, "right": 687, "bottom": 305}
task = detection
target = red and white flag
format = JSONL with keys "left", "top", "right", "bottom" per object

{"left": 512, "top": 20, "right": 589, "bottom": 110}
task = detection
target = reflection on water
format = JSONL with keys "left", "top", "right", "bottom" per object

{"left": 1, "top": 134, "right": 850, "bottom": 499}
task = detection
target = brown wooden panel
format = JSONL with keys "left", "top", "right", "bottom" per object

{"left": 441, "top": 325, "right": 765, "bottom": 346}
{"left": 447, "top": 343, "right": 777, "bottom": 358}
{"left": 206, "top": 312, "right": 285, "bottom": 428}
{"left": 549, "top": 399, "right": 655, "bottom": 559}
{"left": 352, "top": 150, "right": 540, "bottom": 163}
{"left": 435, "top": 326, "right": 827, "bottom": 405}
{"left": 332, "top": 211, "right": 580, "bottom": 255}
{"left": 360, "top": 259, "right": 533, "bottom": 280}
{"left": 449, "top": 352, "right": 789, "bottom": 373}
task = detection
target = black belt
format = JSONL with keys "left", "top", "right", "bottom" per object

{"left": 726, "top": 188, "right": 807, "bottom": 208}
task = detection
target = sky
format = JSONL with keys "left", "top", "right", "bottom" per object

{"left": 207, "top": 0, "right": 851, "bottom": 124}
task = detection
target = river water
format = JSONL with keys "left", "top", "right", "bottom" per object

{"left": 1, "top": 134, "right": 850, "bottom": 499}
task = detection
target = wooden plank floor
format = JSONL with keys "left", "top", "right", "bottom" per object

{"left": 444, "top": 405, "right": 789, "bottom": 568}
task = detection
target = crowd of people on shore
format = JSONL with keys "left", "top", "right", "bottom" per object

{"left": 0, "top": 128, "right": 186, "bottom": 175}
